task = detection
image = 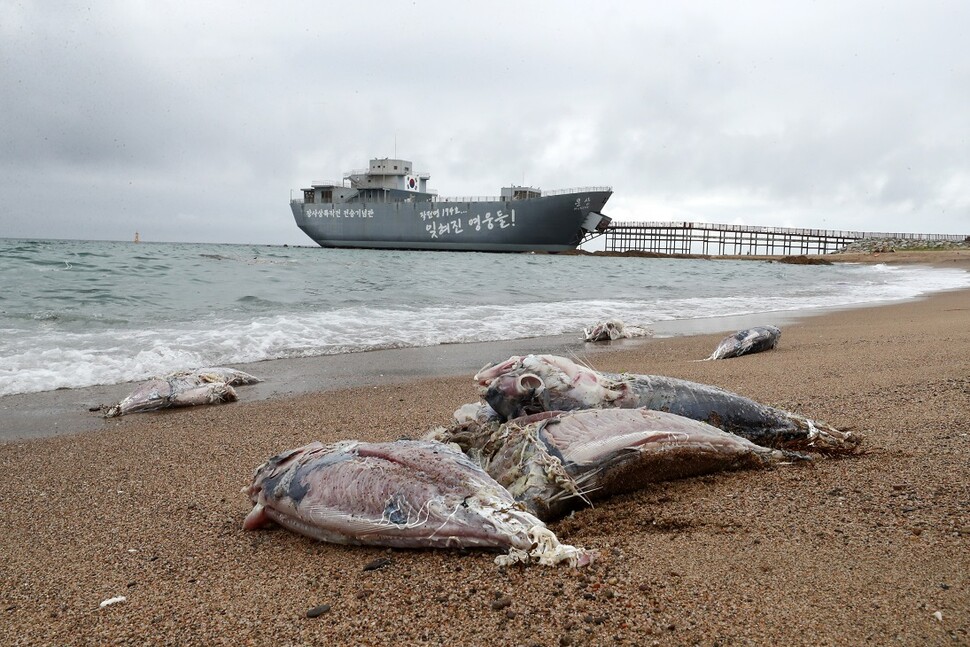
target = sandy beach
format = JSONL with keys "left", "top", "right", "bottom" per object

{"left": 2, "top": 252, "right": 968, "bottom": 646}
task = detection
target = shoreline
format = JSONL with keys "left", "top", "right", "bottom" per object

{"left": 0, "top": 316, "right": 797, "bottom": 441}
{"left": 1, "top": 255, "right": 968, "bottom": 644}
{"left": 0, "top": 295, "right": 949, "bottom": 443}
{"left": 3, "top": 250, "right": 969, "bottom": 441}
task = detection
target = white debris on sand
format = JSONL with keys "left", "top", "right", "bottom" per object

{"left": 582, "top": 319, "right": 652, "bottom": 342}
{"left": 99, "top": 596, "right": 126, "bottom": 609}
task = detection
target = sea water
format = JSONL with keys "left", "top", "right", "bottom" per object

{"left": 2, "top": 238, "right": 968, "bottom": 397}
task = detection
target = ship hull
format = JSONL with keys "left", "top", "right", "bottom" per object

{"left": 291, "top": 191, "right": 612, "bottom": 252}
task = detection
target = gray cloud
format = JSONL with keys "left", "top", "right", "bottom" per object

{"left": 1, "top": 0, "right": 968, "bottom": 244}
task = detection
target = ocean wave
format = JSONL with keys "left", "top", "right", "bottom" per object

{"left": 2, "top": 240, "right": 968, "bottom": 396}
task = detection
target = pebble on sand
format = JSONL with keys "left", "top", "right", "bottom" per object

{"left": 306, "top": 604, "right": 332, "bottom": 618}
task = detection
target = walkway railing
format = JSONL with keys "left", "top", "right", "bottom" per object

{"left": 598, "top": 221, "right": 968, "bottom": 255}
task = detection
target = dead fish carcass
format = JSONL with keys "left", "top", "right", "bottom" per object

{"left": 582, "top": 319, "right": 652, "bottom": 342}
{"left": 430, "top": 408, "right": 800, "bottom": 521}
{"left": 475, "top": 354, "right": 860, "bottom": 454}
{"left": 242, "top": 439, "right": 593, "bottom": 567}
{"left": 706, "top": 325, "right": 781, "bottom": 360}
{"left": 102, "top": 367, "right": 261, "bottom": 417}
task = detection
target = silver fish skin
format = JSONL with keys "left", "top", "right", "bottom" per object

{"left": 243, "top": 439, "right": 592, "bottom": 567}
{"left": 707, "top": 326, "right": 781, "bottom": 360}
{"left": 475, "top": 354, "right": 860, "bottom": 454}
{"left": 432, "top": 408, "right": 799, "bottom": 521}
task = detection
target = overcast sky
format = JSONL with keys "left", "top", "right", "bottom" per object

{"left": 2, "top": 1, "right": 968, "bottom": 245}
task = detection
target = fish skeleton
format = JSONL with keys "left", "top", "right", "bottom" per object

{"left": 430, "top": 408, "right": 799, "bottom": 521}
{"left": 242, "top": 439, "right": 593, "bottom": 567}
{"left": 705, "top": 325, "right": 781, "bottom": 360}
{"left": 475, "top": 354, "right": 860, "bottom": 454}
{"left": 102, "top": 367, "right": 260, "bottom": 417}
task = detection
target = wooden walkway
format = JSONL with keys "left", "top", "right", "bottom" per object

{"left": 596, "top": 221, "right": 966, "bottom": 256}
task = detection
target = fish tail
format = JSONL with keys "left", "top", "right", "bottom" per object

{"left": 494, "top": 526, "right": 595, "bottom": 568}
{"left": 762, "top": 447, "right": 813, "bottom": 464}
{"left": 791, "top": 416, "right": 863, "bottom": 454}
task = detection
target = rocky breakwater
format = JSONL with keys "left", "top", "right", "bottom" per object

{"left": 835, "top": 236, "right": 970, "bottom": 254}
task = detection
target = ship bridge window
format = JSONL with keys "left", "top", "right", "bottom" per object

{"left": 304, "top": 189, "right": 315, "bottom": 203}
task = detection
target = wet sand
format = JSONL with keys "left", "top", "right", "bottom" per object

{"left": 1, "top": 253, "right": 968, "bottom": 645}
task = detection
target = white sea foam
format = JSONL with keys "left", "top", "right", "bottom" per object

{"left": 1, "top": 241, "right": 968, "bottom": 397}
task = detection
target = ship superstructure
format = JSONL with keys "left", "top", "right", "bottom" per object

{"left": 291, "top": 157, "right": 612, "bottom": 252}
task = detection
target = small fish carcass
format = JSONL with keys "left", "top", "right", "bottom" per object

{"left": 102, "top": 367, "right": 261, "bottom": 417}
{"left": 582, "top": 319, "right": 652, "bottom": 342}
{"left": 706, "top": 325, "right": 781, "bottom": 360}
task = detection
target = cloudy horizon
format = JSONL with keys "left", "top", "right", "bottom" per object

{"left": 1, "top": 1, "right": 968, "bottom": 245}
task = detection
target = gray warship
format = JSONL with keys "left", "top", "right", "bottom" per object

{"left": 291, "top": 157, "right": 612, "bottom": 252}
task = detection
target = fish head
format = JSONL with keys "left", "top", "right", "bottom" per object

{"left": 243, "top": 440, "right": 335, "bottom": 501}
{"left": 478, "top": 355, "right": 622, "bottom": 420}
{"left": 484, "top": 372, "right": 549, "bottom": 420}
{"left": 241, "top": 440, "right": 356, "bottom": 530}
{"left": 766, "top": 325, "right": 782, "bottom": 347}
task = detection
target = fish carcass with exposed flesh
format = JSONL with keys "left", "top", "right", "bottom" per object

{"left": 582, "top": 319, "right": 652, "bottom": 342}
{"left": 242, "top": 439, "right": 593, "bottom": 567}
{"left": 102, "top": 367, "right": 261, "bottom": 417}
{"left": 429, "top": 408, "right": 801, "bottom": 521}
{"left": 474, "top": 354, "right": 860, "bottom": 454}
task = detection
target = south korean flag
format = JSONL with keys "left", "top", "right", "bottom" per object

{"left": 404, "top": 175, "right": 419, "bottom": 191}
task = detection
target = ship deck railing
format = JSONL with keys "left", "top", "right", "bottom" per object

{"left": 542, "top": 186, "right": 612, "bottom": 197}
{"left": 343, "top": 169, "right": 430, "bottom": 178}
{"left": 435, "top": 186, "right": 613, "bottom": 202}
{"left": 291, "top": 185, "right": 614, "bottom": 204}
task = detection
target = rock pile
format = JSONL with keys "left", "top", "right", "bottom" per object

{"left": 834, "top": 237, "right": 970, "bottom": 254}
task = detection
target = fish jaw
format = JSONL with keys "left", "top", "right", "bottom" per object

{"left": 474, "top": 356, "right": 526, "bottom": 387}
{"left": 242, "top": 502, "right": 270, "bottom": 530}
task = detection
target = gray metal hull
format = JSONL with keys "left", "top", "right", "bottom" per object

{"left": 291, "top": 191, "right": 612, "bottom": 252}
